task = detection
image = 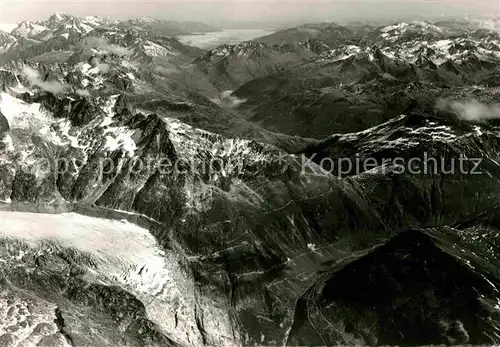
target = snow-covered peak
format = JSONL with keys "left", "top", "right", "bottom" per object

{"left": 48, "top": 12, "right": 72, "bottom": 23}
{"left": 10, "top": 13, "right": 106, "bottom": 41}
{"left": 11, "top": 21, "right": 48, "bottom": 39}
{"left": 320, "top": 45, "right": 365, "bottom": 62}
{"left": 380, "top": 21, "right": 445, "bottom": 42}
{"left": 140, "top": 40, "right": 179, "bottom": 58}
{"left": 132, "top": 17, "right": 157, "bottom": 24}
{"left": 317, "top": 33, "right": 500, "bottom": 67}
{"left": 381, "top": 37, "right": 500, "bottom": 66}
{"left": 84, "top": 15, "right": 111, "bottom": 26}
{"left": 328, "top": 114, "right": 461, "bottom": 155}
{"left": 201, "top": 41, "right": 268, "bottom": 61}
{"left": 381, "top": 21, "right": 442, "bottom": 33}
{"left": 380, "top": 22, "right": 410, "bottom": 33}
{"left": 43, "top": 12, "right": 111, "bottom": 30}
{"left": 0, "top": 31, "right": 16, "bottom": 51}
{"left": 54, "top": 12, "right": 68, "bottom": 20}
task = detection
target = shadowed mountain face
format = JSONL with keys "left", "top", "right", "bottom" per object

{"left": 193, "top": 41, "right": 318, "bottom": 91}
{"left": 253, "top": 22, "right": 373, "bottom": 47}
{"left": 0, "top": 13, "right": 500, "bottom": 346}
{"left": 287, "top": 228, "right": 500, "bottom": 346}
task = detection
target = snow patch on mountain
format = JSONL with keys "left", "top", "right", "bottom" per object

{"left": 328, "top": 114, "right": 466, "bottom": 154}
{"left": 0, "top": 31, "right": 16, "bottom": 51}
{"left": 320, "top": 45, "right": 365, "bottom": 62}
{"left": 381, "top": 22, "right": 408, "bottom": 33}
{"left": 75, "top": 62, "right": 108, "bottom": 90}
{"left": 0, "top": 93, "right": 47, "bottom": 131}
{"left": 99, "top": 95, "right": 136, "bottom": 157}
{"left": 200, "top": 41, "right": 267, "bottom": 61}
{"left": 141, "top": 40, "right": 179, "bottom": 58}
{"left": 2, "top": 134, "right": 14, "bottom": 152}
{"left": 164, "top": 115, "right": 279, "bottom": 175}
{"left": 321, "top": 35, "right": 500, "bottom": 66}
{"left": 0, "top": 92, "right": 84, "bottom": 155}
{"left": 380, "top": 21, "right": 444, "bottom": 42}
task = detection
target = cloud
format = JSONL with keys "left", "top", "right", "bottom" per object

{"left": 97, "top": 63, "right": 110, "bottom": 73}
{"left": 22, "top": 66, "right": 39, "bottom": 81}
{"left": 210, "top": 90, "right": 247, "bottom": 109}
{"left": 76, "top": 89, "right": 90, "bottom": 97}
{"left": 153, "top": 65, "right": 178, "bottom": 75}
{"left": 22, "top": 66, "right": 68, "bottom": 94}
{"left": 82, "top": 37, "right": 132, "bottom": 57}
{"left": 436, "top": 98, "right": 500, "bottom": 121}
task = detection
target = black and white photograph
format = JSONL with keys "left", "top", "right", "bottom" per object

{"left": 0, "top": 0, "right": 499, "bottom": 345}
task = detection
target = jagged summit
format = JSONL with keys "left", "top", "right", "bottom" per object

{"left": 6, "top": 13, "right": 219, "bottom": 45}
{"left": 0, "top": 31, "right": 16, "bottom": 51}
{"left": 10, "top": 21, "right": 47, "bottom": 39}
{"left": 46, "top": 12, "right": 75, "bottom": 26}
{"left": 130, "top": 16, "right": 157, "bottom": 24}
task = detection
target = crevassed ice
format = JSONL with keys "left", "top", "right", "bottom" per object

{"left": 0, "top": 211, "right": 237, "bottom": 346}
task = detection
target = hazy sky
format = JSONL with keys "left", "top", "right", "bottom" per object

{"left": 0, "top": 0, "right": 499, "bottom": 27}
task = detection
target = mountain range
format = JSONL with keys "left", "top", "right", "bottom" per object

{"left": 0, "top": 12, "right": 500, "bottom": 346}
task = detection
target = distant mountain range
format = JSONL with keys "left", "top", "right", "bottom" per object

{"left": 2, "top": 12, "right": 219, "bottom": 39}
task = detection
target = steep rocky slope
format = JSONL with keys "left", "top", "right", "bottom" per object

{"left": 253, "top": 22, "right": 372, "bottom": 47}
{"left": 194, "top": 41, "right": 318, "bottom": 91}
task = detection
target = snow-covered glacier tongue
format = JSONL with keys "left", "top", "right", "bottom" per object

{"left": 0, "top": 211, "right": 237, "bottom": 346}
